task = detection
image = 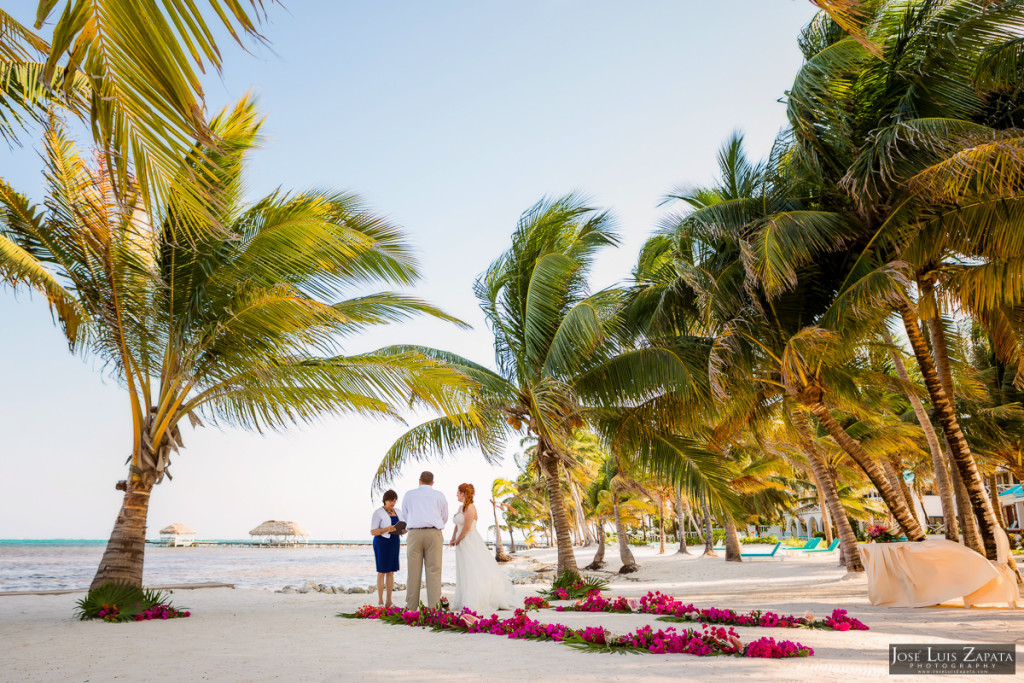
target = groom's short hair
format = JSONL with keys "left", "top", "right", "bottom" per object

{"left": 419, "top": 471, "right": 434, "bottom": 485}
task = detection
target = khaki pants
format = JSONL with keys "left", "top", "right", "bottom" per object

{"left": 405, "top": 528, "right": 443, "bottom": 610}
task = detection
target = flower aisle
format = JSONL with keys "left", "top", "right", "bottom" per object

{"left": 339, "top": 601, "right": 817, "bottom": 658}
{"left": 547, "top": 591, "right": 869, "bottom": 632}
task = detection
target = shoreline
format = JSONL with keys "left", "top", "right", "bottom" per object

{"left": 2, "top": 545, "right": 1020, "bottom": 681}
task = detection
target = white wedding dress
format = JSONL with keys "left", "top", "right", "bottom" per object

{"left": 452, "top": 510, "right": 516, "bottom": 614}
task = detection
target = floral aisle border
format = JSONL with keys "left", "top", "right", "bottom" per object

{"left": 527, "top": 591, "right": 868, "bottom": 632}
{"left": 339, "top": 604, "right": 814, "bottom": 658}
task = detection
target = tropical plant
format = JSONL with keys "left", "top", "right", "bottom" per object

{"left": 784, "top": 0, "right": 1024, "bottom": 563}
{"left": 0, "top": 97, "right": 472, "bottom": 588}
{"left": 75, "top": 581, "right": 186, "bottom": 622}
{"left": 537, "top": 570, "right": 608, "bottom": 601}
{"left": 374, "top": 194, "right": 715, "bottom": 575}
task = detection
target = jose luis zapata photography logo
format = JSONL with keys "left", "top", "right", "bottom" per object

{"left": 890, "top": 644, "right": 1017, "bottom": 675}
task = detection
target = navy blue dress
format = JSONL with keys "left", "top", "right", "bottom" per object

{"left": 373, "top": 512, "right": 401, "bottom": 573}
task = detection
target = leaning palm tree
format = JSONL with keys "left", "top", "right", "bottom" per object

{"left": 0, "top": 97, "right": 471, "bottom": 589}
{"left": 785, "top": 0, "right": 1024, "bottom": 562}
{"left": 374, "top": 195, "right": 707, "bottom": 575}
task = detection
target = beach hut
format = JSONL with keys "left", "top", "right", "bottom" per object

{"left": 248, "top": 520, "right": 310, "bottom": 546}
{"left": 159, "top": 523, "right": 197, "bottom": 547}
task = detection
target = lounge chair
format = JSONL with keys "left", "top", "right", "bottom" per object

{"left": 782, "top": 537, "right": 821, "bottom": 557}
{"left": 740, "top": 541, "right": 782, "bottom": 560}
{"left": 804, "top": 539, "right": 840, "bottom": 554}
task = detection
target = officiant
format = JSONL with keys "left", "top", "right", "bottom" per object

{"left": 369, "top": 489, "right": 405, "bottom": 607}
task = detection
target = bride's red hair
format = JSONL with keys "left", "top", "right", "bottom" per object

{"left": 458, "top": 483, "right": 475, "bottom": 506}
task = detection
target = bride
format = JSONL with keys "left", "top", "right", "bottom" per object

{"left": 449, "top": 483, "right": 516, "bottom": 615}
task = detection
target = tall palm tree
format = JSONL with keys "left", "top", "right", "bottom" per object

{"left": 0, "top": 97, "right": 471, "bottom": 588}
{"left": 375, "top": 195, "right": 709, "bottom": 575}
{"left": 637, "top": 132, "right": 920, "bottom": 569}
{"left": 785, "top": 0, "right": 1024, "bottom": 562}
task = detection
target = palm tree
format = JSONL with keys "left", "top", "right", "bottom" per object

{"left": 785, "top": 0, "right": 1024, "bottom": 562}
{"left": 0, "top": 98, "right": 471, "bottom": 588}
{"left": 490, "top": 478, "right": 517, "bottom": 561}
{"left": 375, "top": 194, "right": 704, "bottom": 575}
{"left": 637, "top": 132, "right": 920, "bottom": 569}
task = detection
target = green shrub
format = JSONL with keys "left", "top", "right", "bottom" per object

{"left": 739, "top": 534, "right": 779, "bottom": 545}
{"left": 537, "top": 570, "right": 609, "bottom": 600}
{"left": 75, "top": 581, "right": 190, "bottom": 622}
{"left": 783, "top": 537, "right": 808, "bottom": 548}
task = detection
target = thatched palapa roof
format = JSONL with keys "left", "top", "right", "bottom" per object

{"left": 249, "top": 520, "right": 310, "bottom": 536}
{"left": 160, "top": 523, "right": 197, "bottom": 535}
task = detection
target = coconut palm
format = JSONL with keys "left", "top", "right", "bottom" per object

{"left": 634, "top": 131, "right": 921, "bottom": 570}
{"left": 784, "top": 0, "right": 1024, "bottom": 561}
{"left": 490, "top": 478, "right": 517, "bottom": 561}
{"left": 0, "top": 97, "right": 472, "bottom": 589}
{"left": 374, "top": 194, "right": 711, "bottom": 575}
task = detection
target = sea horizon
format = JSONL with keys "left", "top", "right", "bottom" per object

{"left": 0, "top": 538, "right": 376, "bottom": 544}
{"left": 0, "top": 538, "right": 528, "bottom": 593}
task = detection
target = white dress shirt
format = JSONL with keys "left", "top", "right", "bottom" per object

{"left": 370, "top": 506, "right": 402, "bottom": 539}
{"left": 402, "top": 485, "right": 449, "bottom": 530}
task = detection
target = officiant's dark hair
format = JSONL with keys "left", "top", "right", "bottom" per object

{"left": 419, "top": 471, "right": 434, "bottom": 485}
{"left": 382, "top": 489, "right": 397, "bottom": 504}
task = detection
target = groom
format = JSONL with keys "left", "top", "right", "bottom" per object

{"left": 403, "top": 471, "right": 448, "bottom": 610}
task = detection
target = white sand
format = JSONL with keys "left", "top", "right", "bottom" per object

{"left": 2, "top": 545, "right": 1021, "bottom": 682}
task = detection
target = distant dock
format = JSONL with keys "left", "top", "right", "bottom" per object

{"left": 145, "top": 539, "right": 498, "bottom": 549}
{"left": 146, "top": 540, "right": 374, "bottom": 548}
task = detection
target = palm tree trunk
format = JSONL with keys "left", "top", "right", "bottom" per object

{"left": 989, "top": 473, "right": 1007, "bottom": 529}
{"left": 658, "top": 498, "right": 666, "bottom": 554}
{"left": 537, "top": 445, "right": 579, "bottom": 576}
{"left": 612, "top": 488, "right": 638, "bottom": 573}
{"left": 724, "top": 515, "right": 742, "bottom": 562}
{"left": 883, "top": 327, "right": 959, "bottom": 541}
{"left": 90, "top": 477, "right": 155, "bottom": 589}
{"left": 882, "top": 457, "right": 920, "bottom": 526}
{"left": 689, "top": 503, "right": 704, "bottom": 544}
{"left": 812, "top": 471, "right": 834, "bottom": 545}
{"left": 568, "top": 482, "right": 593, "bottom": 546}
{"left": 701, "top": 497, "right": 717, "bottom": 557}
{"left": 950, "top": 459, "right": 983, "bottom": 552}
{"left": 491, "top": 499, "right": 511, "bottom": 562}
{"left": 893, "top": 457, "right": 921, "bottom": 526}
{"left": 897, "top": 298, "right": 1000, "bottom": 560}
{"left": 675, "top": 490, "right": 691, "bottom": 554}
{"left": 801, "top": 394, "right": 926, "bottom": 542}
{"left": 791, "top": 406, "right": 863, "bottom": 571}
{"left": 586, "top": 522, "right": 606, "bottom": 569}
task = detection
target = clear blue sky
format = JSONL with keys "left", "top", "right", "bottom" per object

{"left": 0, "top": 1, "right": 818, "bottom": 539}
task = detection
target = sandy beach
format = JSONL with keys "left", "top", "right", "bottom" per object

{"left": 2, "top": 545, "right": 1021, "bottom": 682}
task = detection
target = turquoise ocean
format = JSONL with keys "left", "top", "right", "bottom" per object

{"left": 0, "top": 540, "right": 460, "bottom": 592}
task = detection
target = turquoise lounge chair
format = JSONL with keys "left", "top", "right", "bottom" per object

{"left": 804, "top": 539, "right": 840, "bottom": 553}
{"left": 794, "top": 537, "right": 822, "bottom": 551}
{"left": 740, "top": 541, "right": 782, "bottom": 559}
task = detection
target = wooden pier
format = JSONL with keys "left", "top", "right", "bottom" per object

{"left": 145, "top": 540, "right": 373, "bottom": 548}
